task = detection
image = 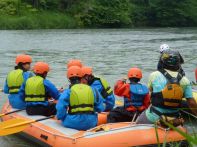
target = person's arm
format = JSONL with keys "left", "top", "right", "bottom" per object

{"left": 138, "top": 93, "right": 150, "bottom": 112}
{"left": 183, "top": 78, "right": 197, "bottom": 115}
{"left": 56, "top": 89, "right": 70, "bottom": 120}
{"left": 92, "top": 88, "right": 104, "bottom": 113}
{"left": 3, "top": 80, "right": 9, "bottom": 94}
{"left": 147, "top": 73, "right": 155, "bottom": 92}
{"left": 18, "top": 83, "right": 26, "bottom": 100}
{"left": 44, "top": 80, "right": 60, "bottom": 100}
{"left": 186, "top": 98, "right": 197, "bottom": 116}
{"left": 104, "top": 94, "right": 115, "bottom": 111}
{"left": 91, "top": 80, "right": 103, "bottom": 93}
{"left": 114, "top": 80, "right": 130, "bottom": 97}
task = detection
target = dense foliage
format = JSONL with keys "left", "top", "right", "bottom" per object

{"left": 0, "top": 0, "right": 197, "bottom": 29}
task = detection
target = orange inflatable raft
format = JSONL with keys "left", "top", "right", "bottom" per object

{"left": 1, "top": 101, "right": 187, "bottom": 147}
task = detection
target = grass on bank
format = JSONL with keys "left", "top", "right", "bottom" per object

{"left": 0, "top": 12, "right": 78, "bottom": 30}
{"left": 154, "top": 113, "right": 197, "bottom": 147}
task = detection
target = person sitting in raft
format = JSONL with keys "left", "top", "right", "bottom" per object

{"left": 81, "top": 66, "right": 115, "bottom": 111}
{"left": 107, "top": 67, "right": 150, "bottom": 123}
{"left": 20, "top": 62, "right": 60, "bottom": 116}
{"left": 158, "top": 44, "right": 185, "bottom": 76}
{"left": 67, "top": 59, "right": 83, "bottom": 69}
{"left": 136, "top": 50, "right": 197, "bottom": 127}
{"left": 3, "top": 54, "right": 33, "bottom": 109}
{"left": 56, "top": 66, "right": 104, "bottom": 130}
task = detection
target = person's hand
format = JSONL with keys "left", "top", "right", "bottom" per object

{"left": 58, "top": 87, "right": 64, "bottom": 93}
{"left": 137, "top": 106, "right": 146, "bottom": 112}
{"left": 126, "top": 106, "right": 137, "bottom": 112}
{"left": 48, "top": 98, "right": 54, "bottom": 104}
{"left": 121, "top": 77, "right": 127, "bottom": 83}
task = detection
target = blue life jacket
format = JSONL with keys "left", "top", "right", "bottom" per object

{"left": 124, "top": 83, "right": 149, "bottom": 108}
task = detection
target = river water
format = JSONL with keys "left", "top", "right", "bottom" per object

{"left": 0, "top": 28, "right": 196, "bottom": 146}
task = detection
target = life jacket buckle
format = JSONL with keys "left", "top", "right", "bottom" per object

{"left": 167, "top": 85, "right": 173, "bottom": 90}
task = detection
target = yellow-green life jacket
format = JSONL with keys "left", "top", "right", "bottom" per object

{"left": 7, "top": 69, "right": 24, "bottom": 94}
{"left": 94, "top": 76, "right": 113, "bottom": 98}
{"left": 69, "top": 84, "right": 94, "bottom": 114}
{"left": 25, "top": 76, "right": 46, "bottom": 102}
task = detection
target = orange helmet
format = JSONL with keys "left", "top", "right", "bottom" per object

{"left": 127, "top": 67, "right": 142, "bottom": 79}
{"left": 67, "top": 66, "right": 82, "bottom": 79}
{"left": 81, "top": 66, "right": 93, "bottom": 77}
{"left": 33, "top": 62, "right": 50, "bottom": 74}
{"left": 67, "top": 59, "right": 83, "bottom": 68}
{"left": 15, "top": 54, "right": 32, "bottom": 64}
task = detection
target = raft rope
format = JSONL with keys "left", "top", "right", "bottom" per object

{"left": 181, "top": 110, "right": 197, "bottom": 120}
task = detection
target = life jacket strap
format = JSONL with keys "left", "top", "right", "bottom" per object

{"left": 69, "top": 111, "right": 94, "bottom": 115}
{"left": 8, "top": 86, "right": 21, "bottom": 90}
{"left": 159, "top": 68, "right": 183, "bottom": 84}
{"left": 25, "top": 94, "right": 47, "bottom": 98}
{"left": 69, "top": 104, "right": 93, "bottom": 109}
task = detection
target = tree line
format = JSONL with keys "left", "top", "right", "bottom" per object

{"left": 0, "top": 0, "right": 197, "bottom": 28}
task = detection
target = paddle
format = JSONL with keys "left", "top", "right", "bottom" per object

{"left": 131, "top": 112, "right": 138, "bottom": 123}
{"left": 181, "top": 110, "right": 197, "bottom": 120}
{"left": 115, "top": 100, "right": 123, "bottom": 106}
{"left": 0, "top": 109, "right": 25, "bottom": 117}
{"left": 0, "top": 115, "right": 54, "bottom": 136}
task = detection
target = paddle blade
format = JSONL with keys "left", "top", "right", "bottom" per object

{"left": 0, "top": 114, "right": 5, "bottom": 117}
{"left": 115, "top": 100, "right": 123, "bottom": 106}
{"left": 0, "top": 119, "right": 29, "bottom": 136}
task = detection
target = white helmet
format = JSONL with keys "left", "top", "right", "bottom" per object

{"left": 160, "top": 44, "right": 169, "bottom": 53}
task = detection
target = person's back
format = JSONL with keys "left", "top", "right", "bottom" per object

{"left": 4, "top": 54, "right": 33, "bottom": 109}
{"left": 148, "top": 69, "right": 188, "bottom": 118}
{"left": 81, "top": 66, "right": 115, "bottom": 111}
{"left": 108, "top": 68, "right": 150, "bottom": 123}
{"left": 137, "top": 50, "right": 197, "bottom": 126}
{"left": 20, "top": 62, "right": 59, "bottom": 116}
{"left": 56, "top": 66, "right": 104, "bottom": 130}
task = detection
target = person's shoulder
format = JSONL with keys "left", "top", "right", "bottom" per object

{"left": 23, "top": 71, "right": 34, "bottom": 77}
{"left": 43, "top": 79, "right": 55, "bottom": 86}
{"left": 61, "top": 89, "right": 71, "bottom": 96}
{"left": 180, "top": 76, "right": 191, "bottom": 85}
{"left": 92, "top": 79, "right": 102, "bottom": 85}
{"left": 149, "top": 71, "right": 161, "bottom": 78}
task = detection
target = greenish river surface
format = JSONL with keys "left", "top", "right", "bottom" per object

{"left": 0, "top": 28, "right": 196, "bottom": 146}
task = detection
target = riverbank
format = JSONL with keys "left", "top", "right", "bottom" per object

{"left": 0, "top": 0, "right": 197, "bottom": 30}
{"left": 0, "top": 12, "right": 78, "bottom": 30}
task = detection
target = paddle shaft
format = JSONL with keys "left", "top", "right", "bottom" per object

{"left": 0, "top": 109, "right": 25, "bottom": 117}
{"left": 131, "top": 112, "right": 138, "bottom": 123}
{"left": 181, "top": 110, "right": 197, "bottom": 119}
{"left": 3, "top": 115, "right": 54, "bottom": 129}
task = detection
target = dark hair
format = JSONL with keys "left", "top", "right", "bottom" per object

{"left": 35, "top": 72, "right": 47, "bottom": 79}
{"left": 69, "top": 77, "right": 81, "bottom": 87}
{"left": 15, "top": 63, "right": 24, "bottom": 70}
{"left": 15, "top": 62, "right": 30, "bottom": 72}
{"left": 129, "top": 78, "right": 140, "bottom": 84}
